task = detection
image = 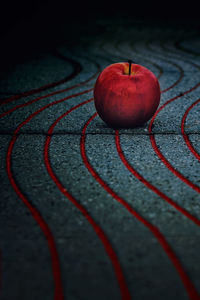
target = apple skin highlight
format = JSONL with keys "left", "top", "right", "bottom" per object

{"left": 94, "top": 62, "right": 160, "bottom": 128}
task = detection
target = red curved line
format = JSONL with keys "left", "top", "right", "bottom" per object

{"left": 0, "top": 56, "right": 82, "bottom": 105}
{"left": 0, "top": 72, "right": 98, "bottom": 119}
{"left": 6, "top": 136, "right": 64, "bottom": 300}
{"left": 149, "top": 82, "right": 200, "bottom": 193}
{"left": 181, "top": 98, "right": 200, "bottom": 161}
{"left": 12, "top": 87, "right": 93, "bottom": 134}
{"left": 147, "top": 38, "right": 200, "bottom": 190}
{"left": 5, "top": 86, "right": 93, "bottom": 299}
{"left": 44, "top": 98, "right": 131, "bottom": 300}
{"left": 81, "top": 113, "right": 200, "bottom": 300}
{"left": 115, "top": 130, "right": 200, "bottom": 226}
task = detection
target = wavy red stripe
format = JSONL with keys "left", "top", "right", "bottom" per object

{"left": 115, "top": 130, "right": 200, "bottom": 226}
{"left": 149, "top": 83, "right": 200, "bottom": 193}
{"left": 0, "top": 76, "right": 97, "bottom": 119}
{"left": 44, "top": 98, "right": 131, "bottom": 300}
{"left": 6, "top": 135, "right": 64, "bottom": 300}
{"left": 5, "top": 82, "right": 94, "bottom": 299}
{"left": 181, "top": 98, "right": 200, "bottom": 161}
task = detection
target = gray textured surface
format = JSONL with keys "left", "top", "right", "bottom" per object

{"left": 1, "top": 18, "right": 200, "bottom": 300}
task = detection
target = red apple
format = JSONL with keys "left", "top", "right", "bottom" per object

{"left": 94, "top": 61, "right": 160, "bottom": 128}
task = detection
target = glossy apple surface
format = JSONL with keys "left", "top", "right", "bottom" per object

{"left": 94, "top": 62, "right": 160, "bottom": 128}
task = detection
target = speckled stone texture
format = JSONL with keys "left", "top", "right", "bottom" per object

{"left": 1, "top": 16, "right": 200, "bottom": 300}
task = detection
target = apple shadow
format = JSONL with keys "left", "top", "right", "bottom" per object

{"left": 93, "top": 115, "right": 149, "bottom": 132}
{"left": 109, "top": 123, "right": 148, "bottom": 130}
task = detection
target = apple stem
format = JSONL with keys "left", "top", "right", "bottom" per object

{"left": 128, "top": 60, "right": 132, "bottom": 75}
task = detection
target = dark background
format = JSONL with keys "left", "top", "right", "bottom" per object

{"left": 0, "top": 0, "right": 199, "bottom": 73}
